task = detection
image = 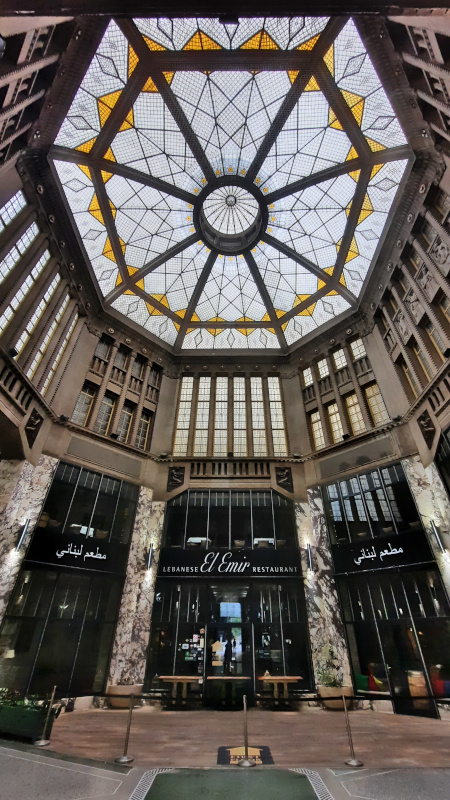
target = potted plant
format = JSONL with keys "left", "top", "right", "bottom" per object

{"left": 0, "top": 688, "right": 61, "bottom": 742}
{"left": 106, "top": 679, "right": 143, "bottom": 709}
{"left": 316, "top": 647, "right": 352, "bottom": 710}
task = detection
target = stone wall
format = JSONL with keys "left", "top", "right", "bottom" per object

{"left": 108, "top": 488, "right": 165, "bottom": 686}
{"left": 0, "top": 455, "right": 57, "bottom": 623}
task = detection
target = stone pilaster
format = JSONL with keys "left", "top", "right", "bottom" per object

{"left": 108, "top": 488, "right": 165, "bottom": 685}
{"left": 401, "top": 455, "right": 450, "bottom": 597}
{"left": 295, "top": 488, "right": 352, "bottom": 688}
{"left": 0, "top": 455, "right": 57, "bottom": 623}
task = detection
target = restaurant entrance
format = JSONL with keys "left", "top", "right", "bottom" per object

{"left": 145, "top": 578, "right": 311, "bottom": 708}
{"left": 145, "top": 488, "right": 311, "bottom": 708}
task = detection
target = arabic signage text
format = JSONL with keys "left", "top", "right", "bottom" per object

{"left": 158, "top": 548, "right": 301, "bottom": 578}
{"left": 26, "top": 530, "right": 129, "bottom": 574}
{"left": 332, "top": 529, "right": 434, "bottom": 575}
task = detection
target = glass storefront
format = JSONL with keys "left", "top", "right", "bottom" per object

{"left": 322, "top": 461, "right": 450, "bottom": 718}
{"left": 338, "top": 568, "right": 450, "bottom": 717}
{"left": 146, "top": 489, "right": 311, "bottom": 706}
{"left": 0, "top": 567, "right": 122, "bottom": 696}
{"left": 323, "top": 463, "right": 422, "bottom": 543}
{"left": 164, "top": 489, "right": 297, "bottom": 550}
{"left": 0, "top": 461, "right": 139, "bottom": 697}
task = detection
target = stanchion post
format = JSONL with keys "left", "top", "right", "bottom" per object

{"left": 342, "top": 694, "right": 363, "bottom": 768}
{"left": 238, "top": 694, "right": 256, "bottom": 768}
{"left": 35, "top": 685, "right": 57, "bottom": 747}
{"left": 115, "top": 693, "right": 135, "bottom": 764}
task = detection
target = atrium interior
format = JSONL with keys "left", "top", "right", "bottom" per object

{"left": 1, "top": 6, "right": 450, "bottom": 789}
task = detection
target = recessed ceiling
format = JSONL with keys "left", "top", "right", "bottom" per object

{"left": 51, "top": 16, "right": 411, "bottom": 352}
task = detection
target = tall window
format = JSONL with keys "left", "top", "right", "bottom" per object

{"left": 0, "top": 249, "right": 50, "bottom": 338}
{"left": 93, "top": 393, "right": 115, "bottom": 435}
{"left": 94, "top": 338, "right": 111, "bottom": 360}
{"left": 250, "top": 376, "right": 267, "bottom": 457}
{"left": 41, "top": 313, "right": 78, "bottom": 395}
{"left": 413, "top": 343, "right": 433, "bottom": 381}
{"left": 439, "top": 295, "right": 450, "bottom": 323}
{"left": 401, "top": 359, "right": 419, "bottom": 398}
{"left": 425, "top": 320, "right": 446, "bottom": 361}
{"left": 116, "top": 402, "right": 134, "bottom": 443}
{"left": 193, "top": 376, "right": 211, "bottom": 457}
{"left": 135, "top": 410, "right": 152, "bottom": 450}
{"left": 0, "top": 190, "right": 27, "bottom": 233}
{"left": 173, "top": 376, "right": 194, "bottom": 456}
{"left": 346, "top": 393, "right": 366, "bottom": 435}
{"left": 233, "top": 376, "right": 247, "bottom": 457}
{"left": 328, "top": 402, "right": 343, "bottom": 443}
{"left": 267, "top": 376, "right": 287, "bottom": 456}
{"left": 365, "top": 384, "right": 390, "bottom": 426}
{"left": 333, "top": 349, "right": 347, "bottom": 370}
{"left": 0, "top": 222, "right": 39, "bottom": 284}
{"left": 317, "top": 358, "right": 329, "bottom": 378}
{"left": 311, "top": 411, "right": 325, "bottom": 450}
{"left": 350, "top": 338, "right": 366, "bottom": 361}
{"left": 26, "top": 293, "right": 70, "bottom": 379}
{"left": 71, "top": 384, "right": 96, "bottom": 426}
{"left": 213, "top": 376, "right": 228, "bottom": 457}
{"left": 14, "top": 274, "right": 61, "bottom": 355}
{"left": 303, "top": 368, "right": 313, "bottom": 387}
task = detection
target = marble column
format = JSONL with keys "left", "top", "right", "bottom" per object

{"left": 0, "top": 455, "right": 57, "bottom": 623}
{"left": 295, "top": 488, "right": 352, "bottom": 688}
{"left": 108, "top": 488, "right": 165, "bottom": 686}
{"left": 401, "top": 455, "right": 450, "bottom": 597}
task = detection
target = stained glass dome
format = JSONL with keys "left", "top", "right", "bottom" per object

{"left": 52, "top": 16, "right": 411, "bottom": 352}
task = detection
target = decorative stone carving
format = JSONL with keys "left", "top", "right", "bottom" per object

{"left": 416, "top": 265, "right": 437, "bottom": 302}
{"left": 275, "top": 467, "right": 293, "bottom": 492}
{"left": 417, "top": 409, "right": 436, "bottom": 449}
{"left": 167, "top": 466, "right": 185, "bottom": 491}
{"left": 24, "top": 409, "right": 44, "bottom": 448}
{"left": 404, "top": 289, "right": 423, "bottom": 323}
{"left": 430, "top": 235, "right": 450, "bottom": 270}
{"left": 394, "top": 310, "right": 411, "bottom": 343}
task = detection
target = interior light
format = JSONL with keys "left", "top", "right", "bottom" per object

{"left": 306, "top": 543, "right": 314, "bottom": 571}
{"left": 16, "top": 519, "right": 30, "bottom": 551}
{"left": 431, "top": 519, "right": 446, "bottom": 553}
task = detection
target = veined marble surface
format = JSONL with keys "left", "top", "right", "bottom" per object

{"left": 108, "top": 487, "right": 165, "bottom": 686}
{"left": 0, "top": 456, "right": 57, "bottom": 623}
{"left": 402, "top": 455, "right": 450, "bottom": 596}
{"left": 295, "top": 488, "right": 351, "bottom": 688}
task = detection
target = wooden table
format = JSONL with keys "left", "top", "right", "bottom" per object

{"left": 258, "top": 675, "right": 303, "bottom": 704}
{"left": 159, "top": 675, "right": 203, "bottom": 704}
{"left": 206, "top": 676, "right": 252, "bottom": 706}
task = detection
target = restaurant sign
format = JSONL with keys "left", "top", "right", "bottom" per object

{"left": 26, "top": 529, "right": 129, "bottom": 574}
{"left": 332, "top": 529, "right": 434, "bottom": 575}
{"left": 158, "top": 548, "right": 301, "bottom": 578}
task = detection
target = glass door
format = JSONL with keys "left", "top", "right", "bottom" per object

{"left": 204, "top": 583, "right": 252, "bottom": 707}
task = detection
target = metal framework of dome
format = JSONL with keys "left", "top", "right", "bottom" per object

{"left": 51, "top": 15, "right": 412, "bottom": 352}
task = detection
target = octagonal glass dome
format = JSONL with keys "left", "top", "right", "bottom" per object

{"left": 52, "top": 15, "right": 411, "bottom": 351}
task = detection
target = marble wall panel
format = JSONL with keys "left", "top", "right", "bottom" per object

{"left": 0, "top": 456, "right": 57, "bottom": 623}
{"left": 402, "top": 455, "right": 450, "bottom": 596}
{"left": 108, "top": 487, "right": 165, "bottom": 686}
{"left": 295, "top": 488, "right": 351, "bottom": 688}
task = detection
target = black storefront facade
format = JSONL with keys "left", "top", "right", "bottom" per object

{"left": 0, "top": 462, "right": 139, "bottom": 697}
{"left": 323, "top": 462, "right": 450, "bottom": 718}
{"left": 145, "top": 489, "right": 312, "bottom": 707}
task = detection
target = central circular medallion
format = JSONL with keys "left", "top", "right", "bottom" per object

{"left": 199, "top": 184, "right": 262, "bottom": 253}
{"left": 203, "top": 185, "right": 259, "bottom": 235}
